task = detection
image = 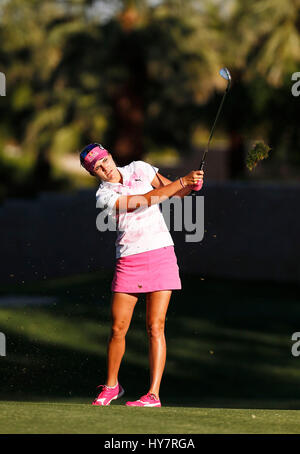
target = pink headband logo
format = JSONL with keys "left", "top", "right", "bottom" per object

{"left": 85, "top": 148, "right": 101, "bottom": 162}
{"left": 83, "top": 146, "right": 109, "bottom": 173}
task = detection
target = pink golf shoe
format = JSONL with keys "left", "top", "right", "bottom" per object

{"left": 126, "top": 392, "right": 161, "bottom": 407}
{"left": 92, "top": 383, "right": 124, "bottom": 406}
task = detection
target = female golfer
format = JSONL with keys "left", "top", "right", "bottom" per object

{"left": 80, "top": 143, "right": 203, "bottom": 407}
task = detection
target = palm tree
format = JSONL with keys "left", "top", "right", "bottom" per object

{"left": 217, "top": 0, "right": 300, "bottom": 174}
{"left": 224, "top": 0, "right": 300, "bottom": 87}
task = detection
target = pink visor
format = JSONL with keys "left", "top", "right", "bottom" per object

{"left": 82, "top": 146, "right": 109, "bottom": 173}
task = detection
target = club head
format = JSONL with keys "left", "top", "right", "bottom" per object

{"left": 219, "top": 67, "right": 231, "bottom": 90}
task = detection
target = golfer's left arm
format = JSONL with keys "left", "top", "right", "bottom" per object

{"left": 151, "top": 172, "right": 203, "bottom": 198}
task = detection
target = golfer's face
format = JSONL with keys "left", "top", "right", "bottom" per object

{"left": 93, "top": 154, "right": 117, "bottom": 181}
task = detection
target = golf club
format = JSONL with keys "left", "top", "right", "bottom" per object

{"left": 192, "top": 67, "right": 232, "bottom": 192}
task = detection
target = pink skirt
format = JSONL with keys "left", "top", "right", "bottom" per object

{"left": 111, "top": 246, "right": 182, "bottom": 293}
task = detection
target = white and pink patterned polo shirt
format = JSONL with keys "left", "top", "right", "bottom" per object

{"left": 96, "top": 160, "right": 174, "bottom": 258}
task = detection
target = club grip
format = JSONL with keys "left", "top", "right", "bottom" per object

{"left": 191, "top": 180, "right": 203, "bottom": 191}
{"left": 191, "top": 160, "right": 204, "bottom": 191}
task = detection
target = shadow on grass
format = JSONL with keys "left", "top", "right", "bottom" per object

{"left": 0, "top": 272, "right": 300, "bottom": 409}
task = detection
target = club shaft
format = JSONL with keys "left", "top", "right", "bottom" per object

{"left": 199, "top": 86, "right": 230, "bottom": 170}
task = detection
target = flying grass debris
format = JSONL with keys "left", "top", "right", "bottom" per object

{"left": 246, "top": 141, "right": 271, "bottom": 171}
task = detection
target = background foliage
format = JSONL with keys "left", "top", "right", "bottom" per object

{"left": 0, "top": 0, "right": 300, "bottom": 200}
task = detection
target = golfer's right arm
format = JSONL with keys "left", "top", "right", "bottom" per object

{"left": 115, "top": 170, "right": 202, "bottom": 213}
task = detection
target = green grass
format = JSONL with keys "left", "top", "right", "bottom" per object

{"left": 1, "top": 402, "right": 300, "bottom": 434}
{"left": 0, "top": 272, "right": 300, "bottom": 433}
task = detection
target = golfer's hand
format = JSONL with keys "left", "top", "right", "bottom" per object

{"left": 182, "top": 170, "right": 204, "bottom": 187}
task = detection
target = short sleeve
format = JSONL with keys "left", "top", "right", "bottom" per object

{"left": 96, "top": 186, "right": 120, "bottom": 216}
{"left": 134, "top": 161, "right": 159, "bottom": 184}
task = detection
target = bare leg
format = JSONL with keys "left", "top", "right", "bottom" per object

{"left": 106, "top": 292, "right": 138, "bottom": 387}
{"left": 146, "top": 290, "right": 172, "bottom": 399}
